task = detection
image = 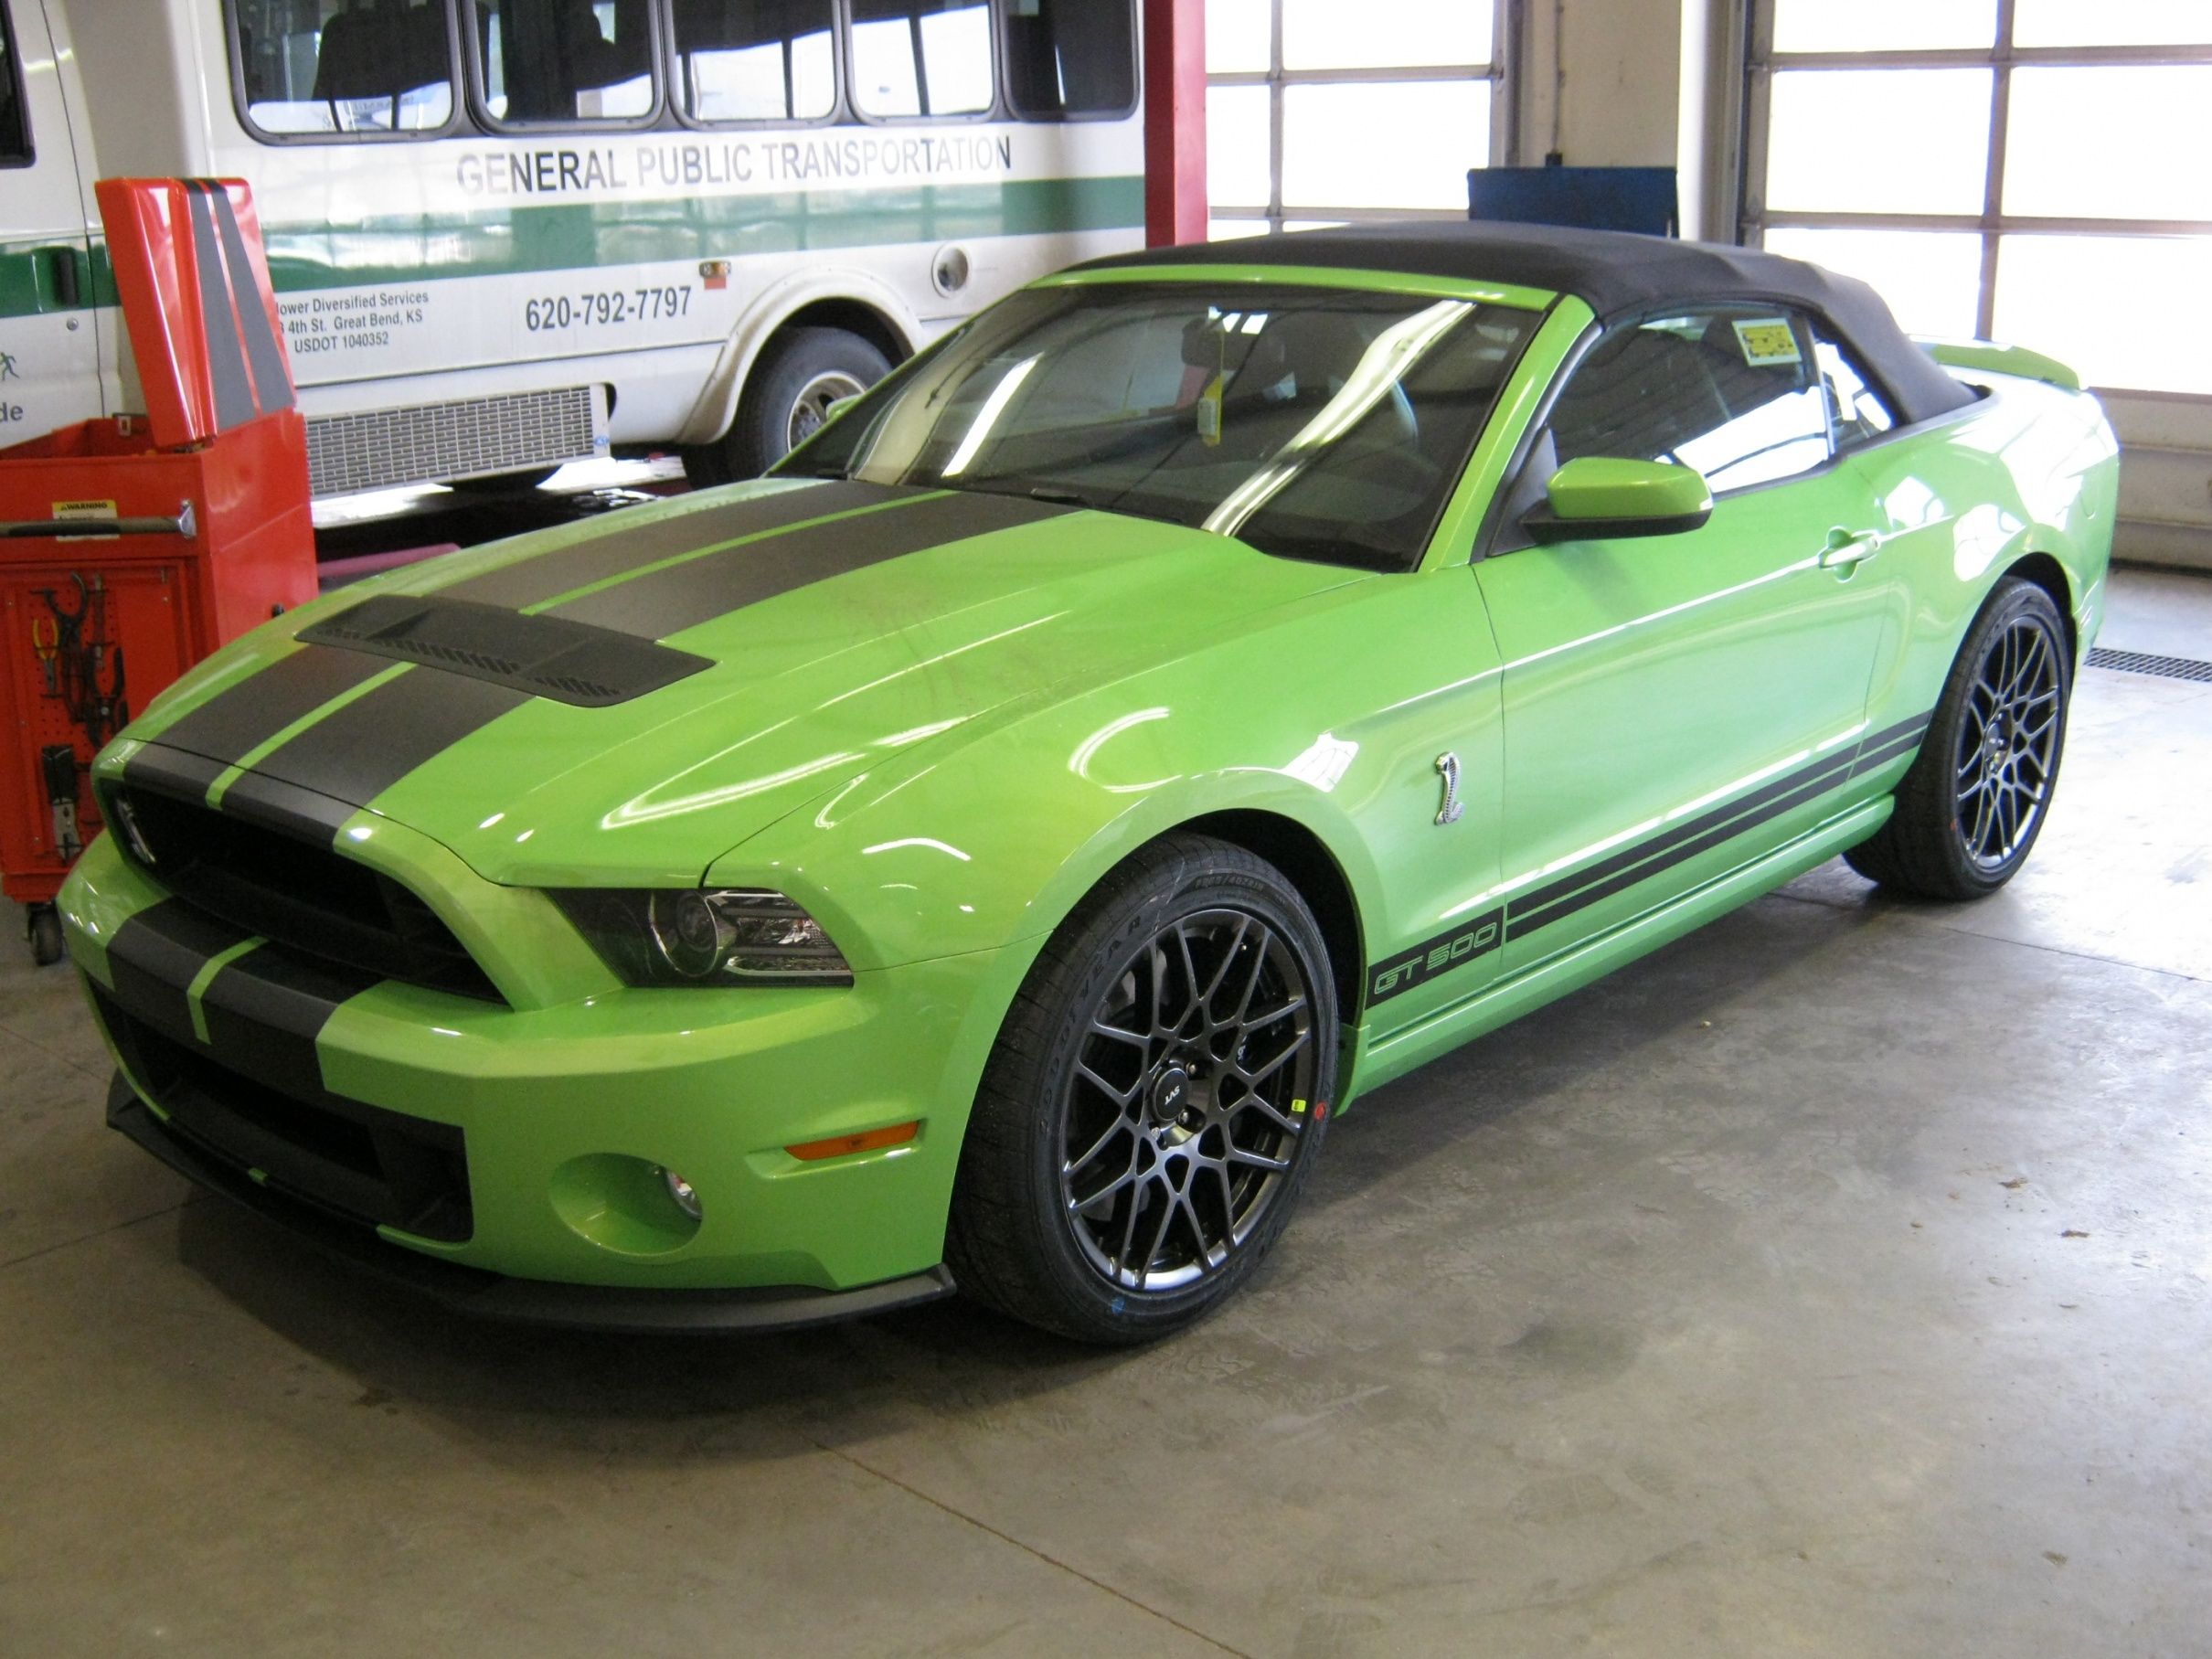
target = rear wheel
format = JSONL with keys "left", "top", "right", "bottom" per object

{"left": 681, "top": 326, "right": 891, "bottom": 487}
{"left": 948, "top": 835, "right": 1338, "bottom": 1344}
{"left": 1845, "top": 576, "right": 2071, "bottom": 899}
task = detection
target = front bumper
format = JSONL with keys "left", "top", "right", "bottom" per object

{"left": 65, "top": 833, "right": 1016, "bottom": 1309}
{"left": 111, "top": 1077, "right": 956, "bottom": 1333}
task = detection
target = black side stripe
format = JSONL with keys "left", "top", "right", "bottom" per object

{"left": 1860, "top": 710, "right": 1933, "bottom": 750}
{"left": 1510, "top": 712, "right": 1936, "bottom": 941}
{"left": 247, "top": 668, "right": 529, "bottom": 808}
{"left": 197, "top": 179, "right": 294, "bottom": 415}
{"left": 104, "top": 900, "right": 254, "bottom": 1048}
{"left": 142, "top": 645, "right": 390, "bottom": 770}
{"left": 1506, "top": 754, "right": 1861, "bottom": 939}
{"left": 551, "top": 488, "right": 1075, "bottom": 640}
{"left": 436, "top": 478, "right": 909, "bottom": 611}
{"left": 1365, "top": 708, "right": 1938, "bottom": 1010}
{"left": 1511, "top": 750, "right": 1860, "bottom": 924}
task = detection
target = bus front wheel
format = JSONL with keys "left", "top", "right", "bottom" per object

{"left": 684, "top": 326, "right": 892, "bottom": 487}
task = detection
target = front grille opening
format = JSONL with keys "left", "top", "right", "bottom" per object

{"left": 96, "top": 986, "right": 473, "bottom": 1244}
{"left": 111, "top": 782, "right": 502, "bottom": 1003}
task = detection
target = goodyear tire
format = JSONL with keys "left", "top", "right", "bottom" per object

{"left": 947, "top": 835, "right": 1338, "bottom": 1344}
{"left": 1846, "top": 576, "right": 2072, "bottom": 899}
{"left": 683, "top": 326, "right": 891, "bottom": 487}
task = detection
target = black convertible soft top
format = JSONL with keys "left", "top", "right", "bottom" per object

{"left": 1078, "top": 221, "right": 1977, "bottom": 427}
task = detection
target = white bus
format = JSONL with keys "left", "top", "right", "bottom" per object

{"left": 1, "top": 0, "right": 1144, "bottom": 495}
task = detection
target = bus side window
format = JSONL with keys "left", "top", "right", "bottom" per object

{"left": 0, "top": 1, "right": 28, "bottom": 165}
{"left": 672, "top": 0, "right": 835, "bottom": 123}
{"left": 476, "top": 0, "right": 656, "bottom": 125}
{"left": 849, "top": 0, "right": 993, "bottom": 120}
{"left": 232, "top": 0, "right": 458, "bottom": 138}
{"left": 1003, "top": 0, "right": 1135, "bottom": 120}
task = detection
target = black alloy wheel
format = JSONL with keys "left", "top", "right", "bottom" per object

{"left": 1845, "top": 575, "right": 2072, "bottom": 899}
{"left": 949, "top": 835, "right": 1338, "bottom": 1343}
{"left": 1060, "top": 908, "right": 1319, "bottom": 1292}
{"left": 1953, "top": 611, "right": 2064, "bottom": 873}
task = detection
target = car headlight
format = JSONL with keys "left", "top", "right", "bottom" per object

{"left": 550, "top": 889, "right": 854, "bottom": 987}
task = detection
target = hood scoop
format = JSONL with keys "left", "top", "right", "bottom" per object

{"left": 299, "top": 594, "right": 711, "bottom": 707}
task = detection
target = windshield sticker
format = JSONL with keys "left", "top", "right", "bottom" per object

{"left": 1733, "top": 318, "right": 1803, "bottom": 367}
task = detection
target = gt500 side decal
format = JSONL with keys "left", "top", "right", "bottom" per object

{"left": 1365, "top": 710, "right": 1935, "bottom": 1011}
{"left": 1367, "top": 909, "right": 1504, "bottom": 1005}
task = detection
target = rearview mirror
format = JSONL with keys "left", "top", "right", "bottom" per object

{"left": 1523, "top": 457, "right": 1714, "bottom": 544}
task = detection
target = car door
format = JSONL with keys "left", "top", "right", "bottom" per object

{"left": 1473, "top": 303, "right": 1892, "bottom": 973}
{"left": 0, "top": 0, "right": 101, "bottom": 446}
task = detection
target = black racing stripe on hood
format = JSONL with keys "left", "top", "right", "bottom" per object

{"left": 145, "top": 646, "right": 391, "bottom": 771}
{"left": 434, "top": 479, "right": 913, "bottom": 611}
{"left": 120, "top": 743, "right": 230, "bottom": 803}
{"left": 548, "top": 488, "right": 1075, "bottom": 641}
{"left": 245, "top": 668, "right": 529, "bottom": 808}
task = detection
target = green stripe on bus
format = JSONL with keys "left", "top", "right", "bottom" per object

{"left": 259, "top": 175, "right": 1144, "bottom": 293}
{"left": 0, "top": 237, "right": 119, "bottom": 321}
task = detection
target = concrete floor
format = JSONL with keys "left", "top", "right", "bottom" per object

{"left": 3, "top": 567, "right": 2207, "bottom": 1656}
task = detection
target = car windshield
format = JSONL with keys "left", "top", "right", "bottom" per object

{"left": 779, "top": 282, "right": 1541, "bottom": 572}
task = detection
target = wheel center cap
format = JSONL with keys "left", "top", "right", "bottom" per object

{"left": 1150, "top": 1066, "right": 1194, "bottom": 1126}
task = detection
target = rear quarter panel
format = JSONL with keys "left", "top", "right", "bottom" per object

{"left": 1846, "top": 375, "right": 2118, "bottom": 734}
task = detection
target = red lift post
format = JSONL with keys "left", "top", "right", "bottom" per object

{"left": 1144, "top": 0, "right": 1208, "bottom": 247}
{"left": 0, "top": 178, "right": 314, "bottom": 962}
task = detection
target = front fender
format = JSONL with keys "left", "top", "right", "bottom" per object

{"left": 705, "top": 694, "right": 1381, "bottom": 976}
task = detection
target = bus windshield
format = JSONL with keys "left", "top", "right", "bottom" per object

{"left": 782, "top": 282, "right": 1541, "bottom": 572}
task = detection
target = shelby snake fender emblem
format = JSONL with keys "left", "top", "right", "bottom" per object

{"left": 1433, "top": 752, "right": 1465, "bottom": 826}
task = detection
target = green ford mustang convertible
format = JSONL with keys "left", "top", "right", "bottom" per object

{"left": 60, "top": 224, "right": 2118, "bottom": 1342}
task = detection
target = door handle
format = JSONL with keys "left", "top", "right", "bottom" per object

{"left": 43, "top": 247, "right": 83, "bottom": 309}
{"left": 1819, "top": 528, "right": 1882, "bottom": 571}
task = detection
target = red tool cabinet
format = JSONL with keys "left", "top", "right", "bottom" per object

{"left": 0, "top": 178, "right": 314, "bottom": 962}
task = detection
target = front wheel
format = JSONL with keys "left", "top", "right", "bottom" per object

{"left": 1845, "top": 576, "right": 2072, "bottom": 899}
{"left": 948, "top": 835, "right": 1339, "bottom": 1344}
{"left": 681, "top": 326, "right": 891, "bottom": 487}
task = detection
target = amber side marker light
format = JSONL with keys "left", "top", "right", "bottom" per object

{"left": 786, "top": 1122, "right": 921, "bottom": 1163}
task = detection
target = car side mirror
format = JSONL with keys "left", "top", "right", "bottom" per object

{"left": 824, "top": 394, "right": 861, "bottom": 421}
{"left": 1522, "top": 457, "right": 1714, "bottom": 544}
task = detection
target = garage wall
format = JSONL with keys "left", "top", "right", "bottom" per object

{"left": 2106, "top": 395, "right": 2212, "bottom": 572}
{"left": 1506, "top": 0, "right": 1737, "bottom": 239}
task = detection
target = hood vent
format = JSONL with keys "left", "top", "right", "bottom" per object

{"left": 299, "top": 594, "right": 711, "bottom": 707}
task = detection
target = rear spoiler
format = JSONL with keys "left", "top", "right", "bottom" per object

{"left": 1916, "top": 337, "right": 2082, "bottom": 391}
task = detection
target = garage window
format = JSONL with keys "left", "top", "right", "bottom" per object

{"left": 1207, "top": 0, "right": 1505, "bottom": 239}
{"left": 1743, "top": 0, "right": 2212, "bottom": 393}
{"left": 229, "top": 0, "right": 458, "bottom": 137}
{"left": 670, "top": 0, "right": 836, "bottom": 122}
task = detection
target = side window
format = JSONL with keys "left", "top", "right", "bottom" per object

{"left": 849, "top": 0, "right": 994, "bottom": 119}
{"left": 1813, "top": 330, "right": 1898, "bottom": 450}
{"left": 1003, "top": 0, "right": 1136, "bottom": 120}
{"left": 0, "top": 0, "right": 30, "bottom": 166}
{"left": 671, "top": 0, "right": 835, "bottom": 123}
{"left": 474, "top": 0, "right": 656, "bottom": 126}
{"left": 231, "top": 0, "right": 458, "bottom": 137}
{"left": 1548, "top": 306, "right": 1834, "bottom": 494}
